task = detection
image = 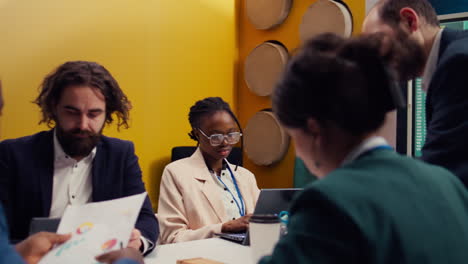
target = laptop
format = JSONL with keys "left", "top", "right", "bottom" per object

{"left": 215, "top": 188, "right": 302, "bottom": 245}
{"left": 29, "top": 217, "right": 61, "bottom": 235}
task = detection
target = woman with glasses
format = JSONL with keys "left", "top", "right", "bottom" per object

{"left": 259, "top": 33, "right": 468, "bottom": 263}
{"left": 157, "top": 97, "right": 260, "bottom": 244}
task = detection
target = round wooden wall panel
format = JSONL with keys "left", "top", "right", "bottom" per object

{"left": 299, "top": 0, "right": 353, "bottom": 42}
{"left": 244, "top": 110, "right": 290, "bottom": 166}
{"left": 246, "top": 0, "right": 293, "bottom": 30}
{"left": 244, "top": 41, "right": 289, "bottom": 97}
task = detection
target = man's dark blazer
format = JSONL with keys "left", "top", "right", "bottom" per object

{"left": 0, "top": 130, "right": 159, "bottom": 247}
{"left": 423, "top": 28, "right": 468, "bottom": 187}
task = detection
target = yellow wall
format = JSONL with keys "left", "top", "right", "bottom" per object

{"left": 0, "top": 0, "right": 236, "bottom": 209}
{"left": 236, "top": 0, "right": 366, "bottom": 188}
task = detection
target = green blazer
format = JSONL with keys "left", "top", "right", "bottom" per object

{"left": 260, "top": 149, "right": 468, "bottom": 264}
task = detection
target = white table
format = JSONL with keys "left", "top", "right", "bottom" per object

{"left": 145, "top": 238, "right": 254, "bottom": 264}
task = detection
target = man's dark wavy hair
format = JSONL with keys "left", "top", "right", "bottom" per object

{"left": 34, "top": 61, "right": 132, "bottom": 129}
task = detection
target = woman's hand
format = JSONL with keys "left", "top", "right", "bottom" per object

{"left": 221, "top": 214, "right": 252, "bottom": 233}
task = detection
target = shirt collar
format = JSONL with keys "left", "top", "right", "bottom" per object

{"left": 53, "top": 128, "right": 97, "bottom": 162}
{"left": 208, "top": 160, "right": 229, "bottom": 176}
{"left": 422, "top": 28, "right": 444, "bottom": 92}
{"left": 341, "top": 136, "right": 389, "bottom": 166}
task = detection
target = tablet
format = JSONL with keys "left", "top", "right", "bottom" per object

{"left": 29, "top": 217, "right": 61, "bottom": 235}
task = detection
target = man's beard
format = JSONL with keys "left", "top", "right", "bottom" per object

{"left": 56, "top": 125, "right": 103, "bottom": 158}
{"left": 386, "top": 29, "right": 426, "bottom": 81}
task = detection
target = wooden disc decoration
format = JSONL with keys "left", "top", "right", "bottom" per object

{"left": 246, "top": 0, "right": 293, "bottom": 30}
{"left": 299, "top": 0, "right": 353, "bottom": 42}
{"left": 244, "top": 41, "right": 289, "bottom": 97}
{"left": 244, "top": 110, "right": 290, "bottom": 166}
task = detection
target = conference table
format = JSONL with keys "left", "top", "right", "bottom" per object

{"left": 145, "top": 238, "right": 255, "bottom": 264}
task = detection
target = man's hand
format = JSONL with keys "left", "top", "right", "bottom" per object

{"left": 127, "top": 229, "right": 142, "bottom": 251}
{"left": 221, "top": 214, "right": 252, "bottom": 233}
{"left": 15, "top": 232, "right": 71, "bottom": 264}
{"left": 95, "top": 248, "right": 144, "bottom": 264}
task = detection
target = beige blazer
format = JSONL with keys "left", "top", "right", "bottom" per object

{"left": 157, "top": 148, "right": 260, "bottom": 244}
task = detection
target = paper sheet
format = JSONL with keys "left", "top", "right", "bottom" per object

{"left": 39, "top": 192, "right": 147, "bottom": 264}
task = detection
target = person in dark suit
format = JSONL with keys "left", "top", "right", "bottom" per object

{"left": 259, "top": 33, "right": 468, "bottom": 263}
{"left": 363, "top": 0, "right": 468, "bottom": 187}
{"left": 0, "top": 61, "right": 158, "bottom": 254}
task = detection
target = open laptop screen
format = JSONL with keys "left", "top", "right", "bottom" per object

{"left": 253, "top": 188, "right": 303, "bottom": 215}
{"left": 215, "top": 188, "right": 303, "bottom": 245}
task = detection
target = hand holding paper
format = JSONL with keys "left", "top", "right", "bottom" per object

{"left": 39, "top": 192, "right": 147, "bottom": 264}
{"left": 127, "top": 229, "right": 142, "bottom": 250}
{"left": 16, "top": 232, "right": 71, "bottom": 264}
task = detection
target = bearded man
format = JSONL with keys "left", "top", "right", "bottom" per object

{"left": 363, "top": 0, "right": 468, "bottom": 187}
{"left": 0, "top": 61, "right": 158, "bottom": 255}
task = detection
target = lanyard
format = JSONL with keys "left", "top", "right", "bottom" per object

{"left": 355, "top": 145, "right": 393, "bottom": 162}
{"left": 369, "top": 145, "right": 393, "bottom": 151}
{"left": 217, "top": 164, "right": 245, "bottom": 217}
{"left": 341, "top": 137, "right": 393, "bottom": 166}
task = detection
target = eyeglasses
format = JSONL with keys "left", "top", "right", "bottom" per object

{"left": 198, "top": 129, "right": 242, "bottom": 146}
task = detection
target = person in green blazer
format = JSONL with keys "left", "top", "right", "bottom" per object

{"left": 260, "top": 33, "right": 468, "bottom": 263}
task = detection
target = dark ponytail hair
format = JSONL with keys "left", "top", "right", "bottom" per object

{"left": 188, "top": 97, "right": 242, "bottom": 142}
{"left": 273, "top": 33, "right": 404, "bottom": 136}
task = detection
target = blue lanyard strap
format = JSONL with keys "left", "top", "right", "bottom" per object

{"left": 217, "top": 164, "right": 245, "bottom": 217}
{"left": 369, "top": 145, "right": 393, "bottom": 152}
{"left": 360, "top": 145, "right": 393, "bottom": 159}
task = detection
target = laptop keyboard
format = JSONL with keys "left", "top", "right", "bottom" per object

{"left": 215, "top": 233, "right": 246, "bottom": 243}
{"left": 224, "top": 233, "right": 245, "bottom": 241}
